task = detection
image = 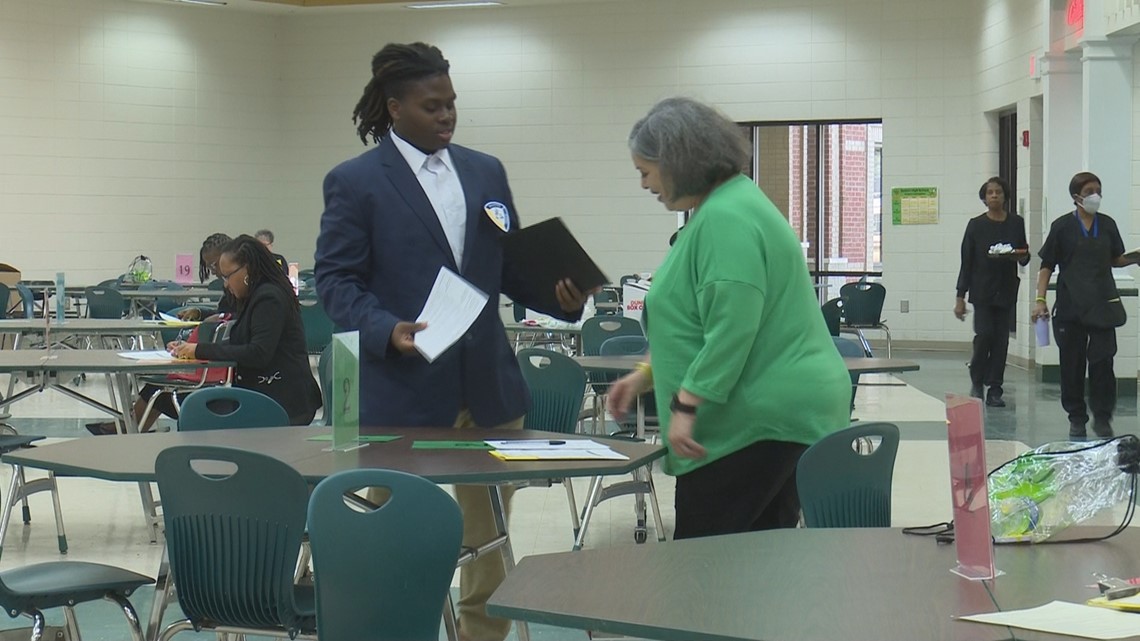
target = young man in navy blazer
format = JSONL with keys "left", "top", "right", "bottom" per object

{"left": 315, "top": 42, "right": 589, "bottom": 641}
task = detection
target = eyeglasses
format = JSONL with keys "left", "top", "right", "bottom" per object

{"left": 218, "top": 265, "right": 246, "bottom": 281}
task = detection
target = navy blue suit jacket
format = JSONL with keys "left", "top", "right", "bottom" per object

{"left": 315, "top": 135, "right": 576, "bottom": 428}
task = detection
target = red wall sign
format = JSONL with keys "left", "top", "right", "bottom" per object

{"left": 1067, "top": 0, "right": 1084, "bottom": 26}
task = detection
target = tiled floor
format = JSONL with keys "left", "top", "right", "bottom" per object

{"left": 0, "top": 348, "right": 1131, "bottom": 640}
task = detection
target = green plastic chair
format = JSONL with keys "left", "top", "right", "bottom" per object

{"left": 13, "top": 284, "right": 36, "bottom": 319}
{"left": 300, "top": 298, "right": 334, "bottom": 355}
{"left": 580, "top": 316, "right": 645, "bottom": 430}
{"left": 307, "top": 469, "right": 462, "bottom": 641}
{"left": 177, "top": 387, "right": 289, "bottom": 431}
{"left": 821, "top": 298, "right": 844, "bottom": 337}
{"left": 839, "top": 280, "right": 892, "bottom": 357}
{"left": 797, "top": 422, "right": 900, "bottom": 528}
{"left": 0, "top": 559, "right": 151, "bottom": 641}
{"left": 84, "top": 286, "right": 127, "bottom": 319}
{"left": 516, "top": 348, "right": 590, "bottom": 538}
{"left": 155, "top": 445, "right": 315, "bottom": 641}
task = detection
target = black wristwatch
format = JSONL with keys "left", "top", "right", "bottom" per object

{"left": 670, "top": 393, "right": 698, "bottom": 415}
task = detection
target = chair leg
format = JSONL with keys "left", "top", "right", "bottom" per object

{"left": 18, "top": 467, "right": 30, "bottom": 524}
{"left": 882, "top": 325, "right": 892, "bottom": 358}
{"left": 105, "top": 593, "right": 145, "bottom": 641}
{"left": 48, "top": 472, "right": 67, "bottom": 554}
{"left": 562, "top": 479, "right": 581, "bottom": 539}
{"left": 0, "top": 464, "right": 21, "bottom": 555}
{"left": 442, "top": 591, "right": 460, "bottom": 641}
{"left": 159, "top": 620, "right": 195, "bottom": 641}
{"left": 644, "top": 467, "right": 666, "bottom": 542}
{"left": 28, "top": 609, "right": 46, "bottom": 641}
{"left": 293, "top": 539, "right": 311, "bottom": 584}
{"left": 63, "top": 605, "right": 81, "bottom": 641}
{"left": 572, "top": 476, "right": 604, "bottom": 551}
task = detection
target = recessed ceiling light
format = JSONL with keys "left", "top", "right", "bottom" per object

{"left": 171, "top": 0, "right": 227, "bottom": 6}
{"left": 407, "top": 1, "right": 504, "bottom": 8}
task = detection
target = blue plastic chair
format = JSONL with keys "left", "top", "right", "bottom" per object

{"left": 796, "top": 422, "right": 900, "bottom": 528}
{"left": 177, "top": 387, "right": 289, "bottom": 431}
{"left": 13, "top": 284, "right": 35, "bottom": 319}
{"left": 155, "top": 445, "right": 314, "bottom": 641}
{"left": 839, "top": 280, "right": 892, "bottom": 357}
{"left": 308, "top": 469, "right": 462, "bottom": 641}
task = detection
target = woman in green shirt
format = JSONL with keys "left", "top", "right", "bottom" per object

{"left": 608, "top": 97, "right": 851, "bottom": 539}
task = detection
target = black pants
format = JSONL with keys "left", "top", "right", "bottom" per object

{"left": 970, "top": 304, "right": 1013, "bottom": 392}
{"left": 1053, "top": 319, "right": 1117, "bottom": 426}
{"left": 673, "top": 440, "right": 807, "bottom": 540}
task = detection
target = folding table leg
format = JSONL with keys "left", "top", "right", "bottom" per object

{"left": 488, "top": 485, "right": 529, "bottom": 641}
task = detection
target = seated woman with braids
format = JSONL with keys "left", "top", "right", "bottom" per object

{"left": 175, "top": 232, "right": 236, "bottom": 321}
{"left": 170, "top": 235, "right": 322, "bottom": 425}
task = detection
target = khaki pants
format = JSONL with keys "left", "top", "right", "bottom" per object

{"left": 368, "top": 411, "right": 523, "bottom": 641}
{"left": 454, "top": 409, "right": 524, "bottom": 641}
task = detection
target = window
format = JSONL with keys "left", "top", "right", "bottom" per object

{"left": 745, "top": 120, "right": 884, "bottom": 300}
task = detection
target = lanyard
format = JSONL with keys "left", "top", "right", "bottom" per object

{"left": 1075, "top": 210, "right": 1098, "bottom": 238}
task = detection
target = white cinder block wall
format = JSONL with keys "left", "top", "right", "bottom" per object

{"left": 0, "top": 0, "right": 287, "bottom": 281}
{"left": 0, "top": 0, "right": 1071, "bottom": 347}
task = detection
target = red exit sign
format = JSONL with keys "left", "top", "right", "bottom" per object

{"left": 1068, "top": 0, "right": 1084, "bottom": 26}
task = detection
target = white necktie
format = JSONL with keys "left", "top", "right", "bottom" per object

{"left": 424, "top": 155, "right": 466, "bottom": 266}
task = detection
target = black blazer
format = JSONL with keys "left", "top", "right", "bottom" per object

{"left": 196, "top": 282, "right": 322, "bottom": 425}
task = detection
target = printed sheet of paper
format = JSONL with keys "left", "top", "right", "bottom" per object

{"left": 414, "top": 267, "right": 488, "bottom": 363}
{"left": 959, "top": 601, "right": 1140, "bottom": 640}
{"left": 118, "top": 350, "right": 178, "bottom": 361}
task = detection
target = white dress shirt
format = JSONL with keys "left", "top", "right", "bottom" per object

{"left": 390, "top": 130, "right": 468, "bottom": 268}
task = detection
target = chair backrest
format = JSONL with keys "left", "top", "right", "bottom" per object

{"left": 178, "top": 387, "right": 289, "bottom": 431}
{"left": 13, "top": 284, "right": 34, "bottom": 319}
{"left": 155, "top": 445, "right": 309, "bottom": 633}
{"left": 308, "top": 469, "right": 462, "bottom": 641}
{"left": 0, "top": 282, "right": 10, "bottom": 320}
{"left": 820, "top": 298, "right": 844, "bottom": 337}
{"left": 140, "top": 280, "right": 185, "bottom": 314}
{"left": 839, "top": 281, "right": 886, "bottom": 326}
{"left": 300, "top": 299, "right": 334, "bottom": 355}
{"left": 207, "top": 278, "right": 225, "bottom": 291}
{"left": 580, "top": 316, "right": 644, "bottom": 356}
{"left": 84, "top": 286, "right": 127, "bottom": 319}
{"left": 318, "top": 344, "right": 333, "bottom": 426}
{"left": 516, "top": 348, "right": 587, "bottom": 434}
{"left": 599, "top": 335, "right": 648, "bottom": 357}
{"left": 512, "top": 302, "right": 526, "bottom": 322}
{"left": 797, "top": 422, "right": 900, "bottom": 528}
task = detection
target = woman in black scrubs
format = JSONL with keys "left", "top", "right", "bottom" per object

{"left": 1033, "top": 171, "right": 1139, "bottom": 439}
{"left": 954, "top": 176, "right": 1028, "bottom": 407}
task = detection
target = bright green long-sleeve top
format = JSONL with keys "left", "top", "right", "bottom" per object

{"left": 644, "top": 174, "right": 851, "bottom": 476}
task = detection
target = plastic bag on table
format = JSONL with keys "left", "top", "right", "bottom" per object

{"left": 988, "top": 436, "right": 1140, "bottom": 543}
{"left": 124, "top": 255, "right": 152, "bottom": 284}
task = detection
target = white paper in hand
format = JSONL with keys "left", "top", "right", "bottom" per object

{"left": 413, "top": 267, "right": 489, "bottom": 363}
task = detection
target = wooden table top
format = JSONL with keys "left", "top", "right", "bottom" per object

{"left": 573, "top": 354, "right": 920, "bottom": 375}
{"left": 2, "top": 426, "right": 666, "bottom": 484}
{"left": 489, "top": 527, "right": 1140, "bottom": 641}
{"left": 0, "top": 349, "right": 222, "bottom": 373}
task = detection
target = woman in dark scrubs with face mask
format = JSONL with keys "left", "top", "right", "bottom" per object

{"left": 1033, "top": 171, "right": 1140, "bottom": 440}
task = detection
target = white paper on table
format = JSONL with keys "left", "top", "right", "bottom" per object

{"left": 413, "top": 267, "right": 489, "bottom": 363}
{"left": 485, "top": 439, "right": 608, "bottom": 450}
{"left": 491, "top": 448, "right": 629, "bottom": 461}
{"left": 958, "top": 600, "right": 1140, "bottom": 640}
{"left": 118, "top": 350, "right": 178, "bottom": 361}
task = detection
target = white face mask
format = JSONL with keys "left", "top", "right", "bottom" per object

{"left": 1079, "top": 193, "right": 1102, "bottom": 214}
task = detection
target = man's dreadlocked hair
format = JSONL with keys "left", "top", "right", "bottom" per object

{"left": 352, "top": 42, "right": 451, "bottom": 146}
{"left": 199, "top": 233, "right": 231, "bottom": 283}
{"left": 220, "top": 235, "right": 299, "bottom": 310}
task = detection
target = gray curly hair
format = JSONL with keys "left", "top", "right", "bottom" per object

{"left": 628, "top": 97, "right": 750, "bottom": 201}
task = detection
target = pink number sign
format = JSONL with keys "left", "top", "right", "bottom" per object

{"left": 174, "top": 254, "right": 194, "bottom": 284}
{"left": 946, "top": 393, "right": 999, "bottom": 580}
